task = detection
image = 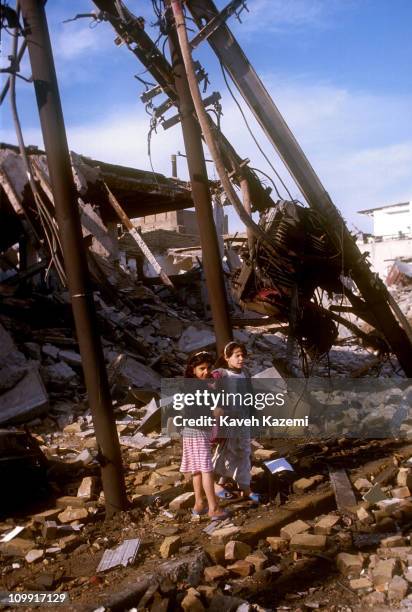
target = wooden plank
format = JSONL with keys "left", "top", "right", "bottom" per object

{"left": 328, "top": 467, "right": 357, "bottom": 514}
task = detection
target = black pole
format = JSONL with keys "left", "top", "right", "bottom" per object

{"left": 19, "top": 0, "right": 128, "bottom": 517}
{"left": 168, "top": 22, "right": 232, "bottom": 355}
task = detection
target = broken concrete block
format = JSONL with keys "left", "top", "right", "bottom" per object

{"left": 57, "top": 535, "right": 80, "bottom": 552}
{"left": 404, "top": 570, "right": 412, "bottom": 583}
{"left": 0, "top": 364, "right": 48, "bottom": 425}
{"left": 354, "top": 478, "right": 373, "bottom": 491}
{"left": 397, "top": 467, "right": 412, "bottom": 489}
{"left": 372, "top": 558, "right": 399, "bottom": 587}
{"left": 59, "top": 350, "right": 82, "bottom": 367}
{"left": 245, "top": 550, "right": 268, "bottom": 572}
{"left": 349, "top": 577, "right": 372, "bottom": 591}
{"left": 380, "top": 535, "right": 407, "bottom": 548}
{"left": 391, "top": 486, "right": 410, "bottom": 499}
{"left": 336, "top": 553, "right": 363, "bottom": 577}
{"left": 41, "top": 522, "right": 58, "bottom": 541}
{"left": 289, "top": 534, "right": 327, "bottom": 551}
{"left": 204, "top": 565, "right": 229, "bottom": 582}
{"left": 77, "top": 477, "right": 94, "bottom": 499}
{"left": 266, "top": 537, "right": 288, "bottom": 552}
{"left": 313, "top": 515, "right": 339, "bottom": 535}
{"left": 169, "top": 492, "right": 195, "bottom": 511}
{"left": 32, "top": 508, "right": 61, "bottom": 524}
{"left": 357, "top": 506, "right": 373, "bottom": 524}
{"left": 111, "top": 354, "right": 161, "bottom": 389}
{"left": 293, "top": 475, "right": 324, "bottom": 495}
{"left": 280, "top": 520, "right": 310, "bottom": 541}
{"left": 203, "top": 543, "right": 225, "bottom": 565}
{"left": 25, "top": 549, "right": 44, "bottom": 564}
{"left": 63, "top": 421, "right": 82, "bottom": 434}
{"left": 181, "top": 588, "right": 205, "bottom": 612}
{"left": 388, "top": 575, "right": 408, "bottom": 602}
{"left": 226, "top": 560, "right": 254, "bottom": 577}
{"left": 43, "top": 361, "right": 77, "bottom": 387}
{"left": 42, "top": 344, "right": 60, "bottom": 360}
{"left": 178, "top": 325, "right": 215, "bottom": 353}
{"left": 254, "top": 449, "right": 278, "bottom": 461}
{"left": 57, "top": 507, "right": 88, "bottom": 524}
{"left": 0, "top": 538, "right": 35, "bottom": 557}
{"left": 224, "top": 540, "right": 252, "bottom": 561}
{"left": 56, "top": 496, "right": 87, "bottom": 509}
{"left": 363, "top": 591, "right": 385, "bottom": 606}
{"left": 160, "top": 535, "right": 181, "bottom": 559}
{"left": 376, "top": 547, "right": 412, "bottom": 561}
{"left": 210, "top": 526, "right": 241, "bottom": 544}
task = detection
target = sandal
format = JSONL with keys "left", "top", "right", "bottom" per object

{"left": 216, "top": 489, "right": 235, "bottom": 500}
{"left": 192, "top": 507, "right": 209, "bottom": 516}
{"left": 210, "top": 509, "right": 230, "bottom": 521}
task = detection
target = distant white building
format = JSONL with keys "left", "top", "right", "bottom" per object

{"left": 357, "top": 201, "right": 412, "bottom": 280}
{"left": 358, "top": 201, "right": 412, "bottom": 238}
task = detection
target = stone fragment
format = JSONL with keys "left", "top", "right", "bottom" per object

{"left": 336, "top": 553, "right": 363, "bottom": 577}
{"left": 380, "top": 535, "right": 406, "bottom": 548}
{"left": 266, "top": 537, "right": 288, "bottom": 552}
{"left": 289, "top": 534, "right": 327, "bottom": 551}
{"left": 25, "top": 549, "right": 44, "bottom": 563}
{"left": 254, "top": 449, "right": 278, "bottom": 461}
{"left": 376, "top": 547, "right": 412, "bottom": 561}
{"left": 313, "top": 515, "right": 339, "bottom": 535}
{"left": 372, "top": 558, "right": 399, "bottom": 587}
{"left": 388, "top": 575, "right": 408, "bottom": 602}
{"left": 181, "top": 588, "right": 205, "bottom": 612}
{"left": 363, "top": 591, "right": 385, "bottom": 606}
{"left": 204, "top": 565, "right": 229, "bottom": 582}
{"left": 77, "top": 476, "right": 94, "bottom": 499}
{"left": 41, "top": 521, "right": 58, "bottom": 541}
{"left": 56, "top": 496, "right": 87, "bottom": 509}
{"left": 32, "top": 508, "right": 61, "bottom": 523}
{"left": 225, "top": 540, "right": 252, "bottom": 561}
{"left": 197, "top": 585, "right": 218, "bottom": 601}
{"left": 245, "top": 550, "right": 268, "bottom": 572}
{"left": 57, "top": 507, "right": 88, "bottom": 524}
{"left": 354, "top": 478, "right": 373, "bottom": 491}
{"left": 391, "top": 486, "right": 410, "bottom": 499}
{"left": 357, "top": 506, "right": 373, "bottom": 524}
{"left": 293, "top": 475, "right": 324, "bottom": 494}
{"left": 203, "top": 543, "right": 225, "bottom": 565}
{"left": 169, "top": 492, "right": 195, "bottom": 511}
{"left": 404, "top": 570, "right": 412, "bottom": 583}
{"left": 57, "top": 535, "right": 79, "bottom": 552}
{"left": 0, "top": 538, "right": 35, "bottom": 557}
{"left": 210, "top": 526, "right": 241, "bottom": 544}
{"left": 226, "top": 560, "right": 254, "bottom": 577}
{"left": 280, "top": 520, "right": 310, "bottom": 541}
{"left": 59, "top": 350, "right": 82, "bottom": 367}
{"left": 397, "top": 467, "right": 412, "bottom": 489}
{"left": 349, "top": 577, "right": 372, "bottom": 591}
{"left": 160, "top": 535, "right": 181, "bottom": 559}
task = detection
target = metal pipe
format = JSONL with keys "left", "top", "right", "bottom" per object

{"left": 19, "top": 0, "right": 128, "bottom": 517}
{"left": 167, "top": 14, "right": 232, "bottom": 354}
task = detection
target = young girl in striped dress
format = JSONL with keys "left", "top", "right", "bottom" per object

{"left": 180, "top": 351, "right": 227, "bottom": 520}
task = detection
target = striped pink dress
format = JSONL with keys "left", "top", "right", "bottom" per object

{"left": 180, "top": 429, "right": 213, "bottom": 474}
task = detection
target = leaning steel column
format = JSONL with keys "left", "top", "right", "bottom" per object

{"left": 167, "top": 14, "right": 232, "bottom": 354}
{"left": 19, "top": 0, "right": 128, "bottom": 517}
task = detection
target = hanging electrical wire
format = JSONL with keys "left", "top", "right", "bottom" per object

{"left": 220, "top": 61, "right": 294, "bottom": 202}
{"left": 7, "top": 6, "right": 66, "bottom": 284}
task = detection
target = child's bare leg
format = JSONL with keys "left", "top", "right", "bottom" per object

{"left": 202, "top": 472, "right": 227, "bottom": 517}
{"left": 192, "top": 472, "right": 206, "bottom": 511}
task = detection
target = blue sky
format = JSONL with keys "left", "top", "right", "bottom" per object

{"left": 1, "top": 0, "right": 412, "bottom": 233}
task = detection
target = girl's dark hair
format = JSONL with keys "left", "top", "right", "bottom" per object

{"left": 215, "top": 341, "right": 247, "bottom": 367}
{"left": 184, "top": 351, "right": 215, "bottom": 378}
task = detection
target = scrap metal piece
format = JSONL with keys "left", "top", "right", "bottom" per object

{"left": 97, "top": 538, "right": 141, "bottom": 572}
{"left": 328, "top": 467, "right": 357, "bottom": 514}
